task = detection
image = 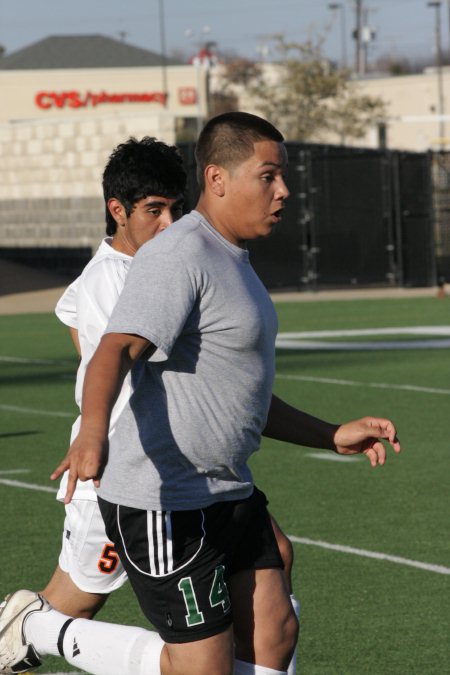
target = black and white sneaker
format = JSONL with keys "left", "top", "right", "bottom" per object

{"left": 0, "top": 590, "right": 48, "bottom": 673}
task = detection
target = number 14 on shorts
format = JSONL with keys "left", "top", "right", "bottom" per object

{"left": 178, "top": 565, "right": 231, "bottom": 627}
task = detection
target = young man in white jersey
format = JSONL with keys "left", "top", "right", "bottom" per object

{"left": 42, "top": 136, "right": 187, "bottom": 620}
{"left": 0, "top": 134, "right": 299, "bottom": 674}
{"left": 0, "top": 114, "right": 400, "bottom": 675}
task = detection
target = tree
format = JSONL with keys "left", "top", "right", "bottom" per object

{"left": 216, "top": 36, "right": 386, "bottom": 144}
{"left": 208, "top": 58, "right": 262, "bottom": 118}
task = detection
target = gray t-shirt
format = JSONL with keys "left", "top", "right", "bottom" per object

{"left": 97, "top": 210, "right": 278, "bottom": 511}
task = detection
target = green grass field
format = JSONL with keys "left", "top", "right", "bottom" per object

{"left": 1, "top": 296, "right": 450, "bottom": 674}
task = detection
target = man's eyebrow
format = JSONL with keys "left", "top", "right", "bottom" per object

{"left": 258, "top": 161, "right": 286, "bottom": 169}
{"left": 143, "top": 197, "right": 184, "bottom": 206}
{"left": 143, "top": 198, "right": 166, "bottom": 206}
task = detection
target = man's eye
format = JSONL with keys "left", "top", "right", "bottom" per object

{"left": 262, "top": 174, "right": 274, "bottom": 182}
{"left": 149, "top": 209, "right": 162, "bottom": 216}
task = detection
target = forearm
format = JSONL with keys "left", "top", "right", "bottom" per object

{"left": 51, "top": 332, "right": 152, "bottom": 497}
{"left": 262, "top": 394, "right": 339, "bottom": 450}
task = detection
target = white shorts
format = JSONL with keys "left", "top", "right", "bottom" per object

{"left": 58, "top": 500, "right": 128, "bottom": 594}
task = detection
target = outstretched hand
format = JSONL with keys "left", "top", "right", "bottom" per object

{"left": 333, "top": 416, "right": 401, "bottom": 467}
{"left": 50, "top": 433, "right": 108, "bottom": 503}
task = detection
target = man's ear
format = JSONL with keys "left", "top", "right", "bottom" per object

{"left": 107, "top": 198, "right": 127, "bottom": 226}
{"left": 204, "top": 164, "right": 226, "bottom": 197}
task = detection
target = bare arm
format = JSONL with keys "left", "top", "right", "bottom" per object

{"left": 51, "top": 331, "right": 152, "bottom": 502}
{"left": 263, "top": 394, "right": 401, "bottom": 467}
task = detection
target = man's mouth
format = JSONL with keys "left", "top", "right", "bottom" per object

{"left": 271, "top": 208, "right": 284, "bottom": 222}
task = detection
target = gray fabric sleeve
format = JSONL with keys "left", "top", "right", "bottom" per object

{"left": 106, "top": 248, "right": 196, "bottom": 360}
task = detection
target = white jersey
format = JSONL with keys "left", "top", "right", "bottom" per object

{"left": 55, "top": 238, "right": 132, "bottom": 501}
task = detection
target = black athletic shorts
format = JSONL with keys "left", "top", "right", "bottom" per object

{"left": 98, "top": 487, "right": 283, "bottom": 643}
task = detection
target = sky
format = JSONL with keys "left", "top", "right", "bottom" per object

{"left": 0, "top": 0, "right": 446, "bottom": 68}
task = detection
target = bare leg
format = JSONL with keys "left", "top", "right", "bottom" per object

{"left": 41, "top": 565, "right": 108, "bottom": 619}
{"left": 231, "top": 568, "right": 298, "bottom": 671}
{"left": 161, "top": 625, "right": 235, "bottom": 675}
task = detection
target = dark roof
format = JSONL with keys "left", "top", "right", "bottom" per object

{"left": 0, "top": 35, "right": 182, "bottom": 70}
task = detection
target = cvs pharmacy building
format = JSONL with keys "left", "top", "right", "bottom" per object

{"left": 0, "top": 35, "right": 206, "bottom": 274}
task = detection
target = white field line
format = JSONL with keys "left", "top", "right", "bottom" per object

{"left": 276, "top": 338, "right": 450, "bottom": 351}
{"left": 276, "top": 340, "right": 450, "bottom": 352}
{"left": 289, "top": 536, "right": 450, "bottom": 576}
{"left": 3, "top": 476, "right": 448, "bottom": 577}
{"left": 0, "top": 355, "right": 73, "bottom": 365}
{"left": 306, "top": 451, "right": 361, "bottom": 462}
{"left": 0, "top": 404, "right": 73, "bottom": 417}
{"left": 276, "top": 373, "right": 450, "bottom": 396}
{"left": 0, "top": 478, "right": 57, "bottom": 493}
{"left": 0, "top": 469, "right": 31, "bottom": 475}
{"left": 278, "top": 326, "right": 450, "bottom": 338}
{"left": 276, "top": 326, "right": 450, "bottom": 351}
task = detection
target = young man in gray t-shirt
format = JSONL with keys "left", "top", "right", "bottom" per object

{"left": 5, "top": 113, "right": 400, "bottom": 675}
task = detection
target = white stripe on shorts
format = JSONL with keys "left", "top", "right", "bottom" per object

{"left": 147, "top": 511, "right": 174, "bottom": 575}
{"left": 165, "top": 512, "right": 173, "bottom": 574}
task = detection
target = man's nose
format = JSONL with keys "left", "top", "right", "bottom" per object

{"left": 277, "top": 178, "right": 290, "bottom": 200}
{"left": 159, "top": 211, "right": 174, "bottom": 229}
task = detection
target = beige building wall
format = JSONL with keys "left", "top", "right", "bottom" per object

{"left": 356, "top": 69, "right": 450, "bottom": 151}
{"left": 210, "top": 64, "right": 450, "bottom": 152}
{"left": 0, "top": 112, "right": 178, "bottom": 251}
{"left": 0, "top": 113, "right": 176, "bottom": 201}
{"left": 0, "top": 65, "right": 207, "bottom": 124}
{"left": 0, "top": 63, "right": 207, "bottom": 255}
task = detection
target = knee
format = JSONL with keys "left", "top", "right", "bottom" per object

{"left": 277, "top": 606, "right": 299, "bottom": 664}
{"left": 40, "top": 592, "right": 96, "bottom": 619}
{"left": 40, "top": 586, "right": 106, "bottom": 620}
{"left": 252, "top": 602, "right": 299, "bottom": 669}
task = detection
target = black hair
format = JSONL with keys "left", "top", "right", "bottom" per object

{"left": 195, "top": 111, "right": 284, "bottom": 191}
{"left": 102, "top": 136, "right": 186, "bottom": 235}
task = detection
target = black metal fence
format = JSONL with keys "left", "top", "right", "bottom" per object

{"left": 0, "top": 143, "right": 442, "bottom": 293}
{"left": 432, "top": 152, "right": 450, "bottom": 284}
{"left": 179, "top": 142, "right": 437, "bottom": 291}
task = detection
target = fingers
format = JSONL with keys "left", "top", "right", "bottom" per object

{"left": 377, "top": 420, "right": 401, "bottom": 454}
{"left": 50, "top": 456, "right": 80, "bottom": 504}
{"left": 387, "top": 433, "right": 401, "bottom": 454}
{"left": 363, "top": 440, "right": 387, "bottom": 468}
{"left": 64, "top": 470, "right": 78, "bottom": 504}
{"left": 50, "top": 446, "right": 101, "bottom": 503}
{"left": 368, "top": 417, "right": 401, "bottom": 455}
{"left": 50, "top": 458, "right": 70, "bottom": 482}
{"left": 335, "top": 416, "right": 400, "bottom": 467}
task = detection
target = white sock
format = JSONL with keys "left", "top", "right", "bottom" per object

{"left": 24, "top": 607, "right": 163, "bottom": 675}
{"left": 287, "top": 594, "right": 300, "bottom": 675}
{"left": 234, "top": 659, "right": 286, "bottom": 675}
{"left": 24, "top": 607, "right": 68, "bottom": 656}
{"left": 61, "top": 618, "right": 164, "bottom": 675}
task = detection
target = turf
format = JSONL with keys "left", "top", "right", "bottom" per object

{"left": 1, "top": 296, "right": 449, "bottom": 674}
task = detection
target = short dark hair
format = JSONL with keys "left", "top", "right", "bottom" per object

{"left": 194, "top": 112, "right": 284, "bottom": 191}
{"left": 102, "top": 137, "right": 186, "bottom": 235}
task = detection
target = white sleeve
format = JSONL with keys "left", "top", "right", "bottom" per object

{"left": 55, "top": 277, "right": 80, "bottom": 329}
{"left": 77, "top": 257, "right": 130, "bottom": 350}
{"left": 75, "top": 256, "right": 132, "bottom": 431}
